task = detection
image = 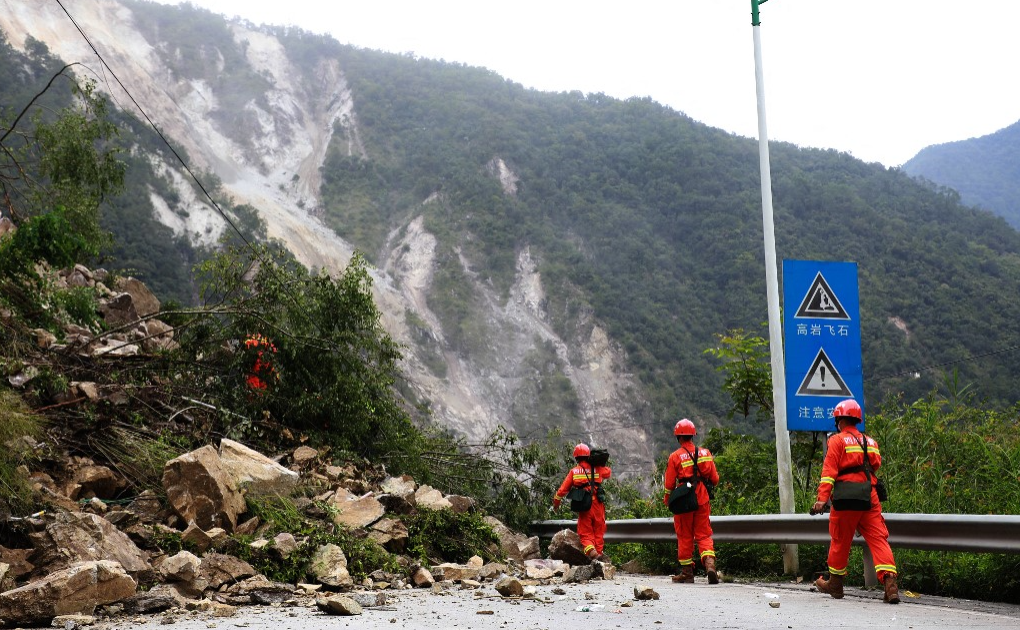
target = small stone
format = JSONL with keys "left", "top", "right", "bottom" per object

{"left": 769, "top": 600, "right": 781, "bottom": 608}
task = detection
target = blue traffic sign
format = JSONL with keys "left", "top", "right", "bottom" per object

{"left": 783, "top": 260, "right": 863, "bottom": 431}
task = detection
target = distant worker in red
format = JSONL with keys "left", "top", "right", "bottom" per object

{"left": 553, "top": 443, "right": 612, "bottom": 563}
{"left": 663, "top": 418, "right": 720, "bottom": 584}
{"left": 243, "top": 333, "right": 277, "bottom": 393}
{"left": 811, "top": 398, "right": 900, "bottom": 604}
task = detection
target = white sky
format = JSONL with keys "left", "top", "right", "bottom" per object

{"left": 153, "top": 0, "right": 1020, "bottom": 167}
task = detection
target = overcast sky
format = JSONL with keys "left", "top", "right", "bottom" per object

{"left": 152, "top": 0, "right": 1020, "bottom": 167}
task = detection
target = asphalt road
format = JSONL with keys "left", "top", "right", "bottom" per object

{"left": 122, "top": 572, "right": 1020, "bottom": 630}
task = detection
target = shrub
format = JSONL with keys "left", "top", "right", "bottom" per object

{"left": 405, "top": 507, "right": 501, "bottom": 564}
{"left": 0, "top": 389, "right": 42, "bottom": 516}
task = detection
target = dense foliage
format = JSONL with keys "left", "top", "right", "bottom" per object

{"left": 12, "top": 9, "right": 1020, "bottom": 453}
{"left": 601, "top": 329, "right": 1020, "bottom": 602}
{"left": 903, "top": 121, "right": 1020, "bottom": 229}
{"left": 4, "top": 3, "right": 1020, "bottom": 605}
{"left": 268, "top": 34, "right": 1020, "bottom": 451}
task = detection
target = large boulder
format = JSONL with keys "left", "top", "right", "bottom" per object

{"left": 28, "top": 512, "right": 152, "bottom": 580}
{"left": 547, "top": 528, "right": 589, "bottom": 566}
{"left": 198, "top": 553, "right": 257, "bottom": 590}
{"left": 113, "top": 277, "right": 160, "bottom": 318}
{"left": 217, "top": 439, "right": 299, "bottom": 497}
{"left": 413, "top": 485, "right": 452, "bottom": 511}
{"left": 308, "top": 544, "right": 353, "bottom": 590}
{"left": 162, "top": 445, "right": 246, "bottom": 531}
{"left": 483, "top": 516, "right": 541, "bottom": 562}
{"left": 328, "top": 488, "right": 385, "bottom": 529}
{"left": 368, "top": 518, "right": 409, "bottom": 552}
{"left": 71, "top": 465, "right": 125, "bottom": 500}
{"left": 158, "top": 551, "right": 201, "bottom": 583}
{"left": 0, "top": 560, "right": 136, "bottom": 625}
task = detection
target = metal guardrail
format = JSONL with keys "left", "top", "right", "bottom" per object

{"left": 531, "top": 513, "right": 1020, "bottom": 554}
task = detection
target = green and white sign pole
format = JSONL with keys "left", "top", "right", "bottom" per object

{"left": 751, "top": 0, "right": 797, "bottom": 575}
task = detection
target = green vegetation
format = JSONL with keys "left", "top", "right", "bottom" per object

{"left": 232, "top": 494, "right": 399, "bottom": 583}
{"left": 0, "top": 389, "right": 43, "bottom": 516}
{"left": 405, "top": 507, "right": 501, "bottom": 565}
{"left": 601, "top": 329, "right": 1020, "bottom": 602}
{"left": 903, "top": 121, "right": 1020, "bottom": 229}
{"left": 5, "top": 5, "right": 1020, "bottom": 606}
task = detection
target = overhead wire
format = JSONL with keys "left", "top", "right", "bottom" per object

{"left": 53, "top": 0, "right": 334, "bottom": 352}
{"left": 53, "top": 0, "right": 255, "bottom": 256}
{"left": 51, "top": 0, "right": 1015, "bottom": 465}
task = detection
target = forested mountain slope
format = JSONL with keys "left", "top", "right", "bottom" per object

{"left": 3, "top": 0, "right": 1020, "bottom": 470}
{"left": 902, "top": 120, "right": 1020, "bottom": 229}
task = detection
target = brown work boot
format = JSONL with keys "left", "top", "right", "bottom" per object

{"left": 703, "top": 556, "right": 719, "bottom": 584}
{"left": 883, "top": 574, "right": 900, "bottom": 604}
{"left": 585, "top": 548, "right": 599, "bottom": 564}
{"left": 595, "top": 553, "right": 612, "bottom": 564}
{"left": 671, "top": 564, "right": 694, "bottom": 583}
{"left": 814, "top": 573, "right": 844, "bottom": 599}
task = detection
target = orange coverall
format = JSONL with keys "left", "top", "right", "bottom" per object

{"left": 556, "top": 461, "right": 612, "bottom": 556}
{"left": 816, "top": 427, "right": 897, "bottom": 581}
{"left": 663, "top": 444, "right": 720, "bottom": 566}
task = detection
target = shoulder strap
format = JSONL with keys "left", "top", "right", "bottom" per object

{"left": 856, "top": 435, "right": 874, "bottom": 482}
{"left": 681, "top": 444, "right": 700, "bottom": 480}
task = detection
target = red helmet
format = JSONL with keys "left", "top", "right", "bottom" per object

{"left": 833, "top": 399, "right": 862, "bottom": 423}
{"left": 572, "top": 443, "right": 591, "bottom": 458}
{"left": 673, "top": 418, "right": 697, "bottom": 436}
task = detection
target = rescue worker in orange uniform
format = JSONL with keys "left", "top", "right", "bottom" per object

{"left": 663, "top": 418, "right": 720, "bottom": 584}
{"left": 553, "top": 443, "right": 612, "bottom": 563}
{"left": 811, "top": 398, "right": 900, "bottom": 604}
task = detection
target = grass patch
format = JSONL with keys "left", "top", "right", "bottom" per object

{"left": 88, "top": 424, "right": 185, "bottom": 495}
{"left": 232, "top": 494, "right": 400, "bottom": 583}
{"left": 0, "top": 388, "right": 43, "bottom": 515}
{"left": 405, "top": 507, "right": 501, "bottom": 564}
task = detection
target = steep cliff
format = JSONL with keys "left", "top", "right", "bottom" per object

{"left": 0, "top": 0, "right": 655, "bottom": 476}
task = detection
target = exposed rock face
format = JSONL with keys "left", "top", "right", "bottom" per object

{"left": 0, "top": 560, "right": 136, "bottom": 625}
{"left": 0, "top": 1, "right": 656, "bottom": 479}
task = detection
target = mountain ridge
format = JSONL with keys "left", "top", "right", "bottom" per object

{"left": 5, "top": 0, "right": 1020, "bottom": 478}
{"left": 0, "top": 0, "right": 656, "bottom": 474}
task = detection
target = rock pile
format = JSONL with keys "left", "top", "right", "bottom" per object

{"left": 0, "top": 262, "right": 615, "bottom": 627}
{"left": 0, "top": 438, "right": 611, "bottom": 627}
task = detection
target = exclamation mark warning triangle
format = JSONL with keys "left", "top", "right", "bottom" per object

{"left": 796, "top": 348, "right": 853, "bottom": 397}
{"left": 795, "top": 272, "right": 849, "bottom": 319}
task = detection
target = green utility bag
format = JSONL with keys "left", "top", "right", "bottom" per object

{"left": 830, "top": 481, "right": 872, "bottom": 511}
{"left": 566, "top": 486, "right": 593, "bottom": 512}
{"left": 667, "top": 446, "right": 702, "bottom": 515}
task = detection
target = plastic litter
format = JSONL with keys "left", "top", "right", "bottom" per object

{"left": 574, "top": 604, "right": 606, "bottom": 612}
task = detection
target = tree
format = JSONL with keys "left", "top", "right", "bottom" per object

{"left": 704, "top": 327, "right": 774, "bottom": 424}
{"left": 0, "top": 72, "right": 125, "bottom": 325}
{"left": 1, "top": 72, "right": 124, "bottom": 268}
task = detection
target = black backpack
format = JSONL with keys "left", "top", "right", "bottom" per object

{"left": 589, "top": 448, "right": 610, "bottom": 467}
